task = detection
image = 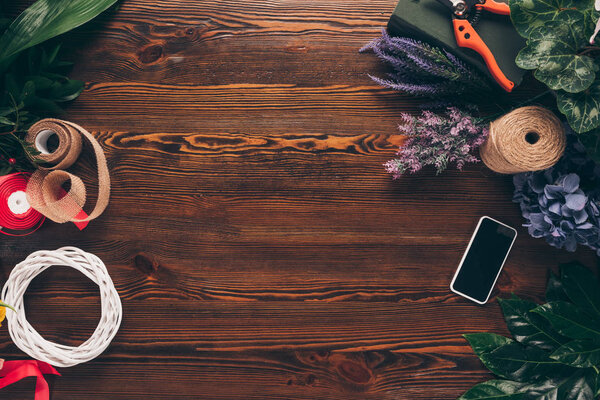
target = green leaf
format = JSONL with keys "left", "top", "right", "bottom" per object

{"left": 0, "top": 0, "right": 119, "bottom": 63}
{"left": 49, "top": 79, "right": 84, "bottom": 101}
{"left": 457, "top": 380, "right": 530, "bottom": 400}
{"left": 546, "top": 270, "right": 570, "bottom": 303}
{"left": 515, "top": 12, "right": 596, "bottom": 93}
{"left": 550, "top": 339, "right": 600, "bottom": 368}
{"left": 0, "top": 116, "right": 14, "bottom": 126}
{"left": 464, "top": 333, "right": 514, "bottom": 358}
{"left": 509, "top": 0, "right": 595, "bottom": 38}
{"left": 533, "top": 301, "right": 600, "bottom": 340}
{"left": 526, "top": 370, "right": 595, "bottom": 400}
{"left": 480, "top": 342, "right": 569, "bottom": 381}
{"left": 578, "top": 130, "right": 600, "bottom": 163}
{"left": 498, "top": 297, "right": 566, "bottom": 351}
{"left": 559, "top": 262, "right": 600, "bottom": 318}
{"left": 557, "top": 78, "right": 600, "bottom": 133}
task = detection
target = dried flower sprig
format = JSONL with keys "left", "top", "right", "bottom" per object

{"left": 385, "top": 107, "right": 488, "bottom": 178}
{"left": 360, "top": 29, "right": 493, "bottom": 98}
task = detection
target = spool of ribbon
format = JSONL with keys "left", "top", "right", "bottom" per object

{"left": 0, "top": 173, "right": 44, "bottom": 236}
{"left": 480, "top": 106, "right": 566, "bottom": 174}
{"left": 0, "top": 360, "right": 60, "bottom": 400}
{"left": 25, "top": 119, "right": 110, "bottom": 225}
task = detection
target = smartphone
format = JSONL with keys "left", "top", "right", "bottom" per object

{"left": 450, "top": 216, "right": 517, "bottom": 304}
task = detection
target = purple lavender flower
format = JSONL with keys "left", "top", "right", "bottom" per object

{"left": 513, "top": 132, "right": 600, "bottom": 255}
{"left": 385, "top": 107, "right": 488, "bottom": 178}
{"left": 360, "top": 29, "right": 492, "bottom": 98}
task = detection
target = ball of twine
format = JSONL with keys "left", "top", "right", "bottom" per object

{"left": 480, "top": 106, "right": 566, "bottom": 174}
{"left": 1, "top": 247, "right": 122, "bottom": 368}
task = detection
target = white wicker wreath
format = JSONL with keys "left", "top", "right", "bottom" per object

{"left": 1, "top": 247, "right": 122, "bottom": 368}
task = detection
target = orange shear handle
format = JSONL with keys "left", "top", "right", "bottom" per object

{"left": 475, "top": 0, "right": 510, "bottom": 15}
{"left": 452, "top": 19, "right": 514, "bottom": 92}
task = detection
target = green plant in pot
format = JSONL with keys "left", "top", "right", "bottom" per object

{"left": 458, "top": 262, "right": 600, "bottom": 399}
{"left": 510, "top": 0, "right": 600, "bottom": 162}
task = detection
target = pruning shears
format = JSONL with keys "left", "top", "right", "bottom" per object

{"left": 436, "top": 0, "right": 514, "bottom": 92}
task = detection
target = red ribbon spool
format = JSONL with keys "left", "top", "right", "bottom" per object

{"left": 0, "top": 173, "right": 44, "bottom": 236}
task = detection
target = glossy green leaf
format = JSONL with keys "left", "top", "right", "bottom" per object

{"left": 550, "top": 339, "right": 600, "bottom": 368}
{"left": 559, "top": 262, "right": 600, "bottom": 318}
{"left": 498, "top": 297, "right": 566, "bottom": 351}
{"left": 533, "top": 301, "right": 600, "bottom": 340}
{"left": 557, "top": 78, "right": 600, "bottom": 133}
{"left": 515, "top": 12, "right": 596, "bottom": 93}
{"left": 546, "top": 270, "right": 570, "bottom": 303}
{"left": 526, "top": 370, "right": 595, "bottom": 400}
{"left": 457, "top": 380, "right": 530, "bottom": 400}
{"left": 0, "top": 0, "right": 119, "bottom": 63}
{"left": 480, "top": 342, "right": 569, "bottom": 381}
{"left": 464, "top": 333, "right": 514, "bottom": 358}
{"left": 509, "top": 0, "right": 596, "bottom": 38}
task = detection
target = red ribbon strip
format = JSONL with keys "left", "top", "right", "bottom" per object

{"left": 0, "top": 360, "right": 60, "bottom": 400}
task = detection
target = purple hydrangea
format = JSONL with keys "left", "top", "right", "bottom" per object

{"left": 513, "top": 133, "right": 600, "bottom": 255}
{"left": 385, "top": 107, "right": 488, "bottom": 177}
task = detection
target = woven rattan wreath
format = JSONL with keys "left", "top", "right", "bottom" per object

{"left": 1, "top": 247, "right": 122, "bottom": 368}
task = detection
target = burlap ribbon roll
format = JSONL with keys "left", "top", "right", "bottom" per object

{"left": 480, "top": 106, "right": 566, "bottom": 174}
{"left": 25, "top": 119, "right": 110, "bottom": 223}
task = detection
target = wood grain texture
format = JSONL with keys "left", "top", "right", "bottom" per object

{"left": 0, "top": 0, "right": 597, "bottom": 399}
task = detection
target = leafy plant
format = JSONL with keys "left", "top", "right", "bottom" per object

{"left": 510, "top": 0, "right": 600, "bottom": 157}
{"left": 458, "top": 261, "right": 600, "bottom": 400}
{"left": 0, "top": 0, "right": 119, "bottom": 175}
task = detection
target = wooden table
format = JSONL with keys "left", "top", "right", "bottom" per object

{"left": 1, "top": 1, "right": 596, "bottom": 399}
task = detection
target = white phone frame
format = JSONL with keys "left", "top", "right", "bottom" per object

{"left": 450, "top": 216, "right": 517, "bottom": 304}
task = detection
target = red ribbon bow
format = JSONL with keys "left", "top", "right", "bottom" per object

{"left": 0, "top": 360, "right": 60, "bottom": 400}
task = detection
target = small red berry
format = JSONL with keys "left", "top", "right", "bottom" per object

{"left": 8, "top": 158, "right": 16, "bottom": 165}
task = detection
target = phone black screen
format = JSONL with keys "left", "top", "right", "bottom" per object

{"left": 452, "top": 218, "right": 516, "bottom": 303}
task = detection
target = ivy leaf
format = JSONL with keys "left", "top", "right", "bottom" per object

{"left": 533, "top": 301, "right": 600, "bottom": 340}
{"left": 515, "top": 12, "right": 596, "bottom": 93}
{"left": 457, "top": 380, "right": 530, "bottom": 400}
{"left": 509, "top": 0, "right": 595, "bottom": 38}
{"left": 546, "top": 270, "right": 570, "bottom": 302}
{"left": 550, "top": 339, "right": 600, "bottom": 368}
{"left": 498, "top": 297, "right": 567, "bottom": 351}
{"left": 559, "top": 261, "right": 600, "bottom": 317}
{"left": 557, "top": 78, "right": 600, "bottom": 133}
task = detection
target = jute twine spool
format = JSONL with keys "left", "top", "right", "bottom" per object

{"left": 25, "top": 119, "right": 110, "bottom": 223}
{"left": 480, "top": 106, "right": 566, "bottom": 174}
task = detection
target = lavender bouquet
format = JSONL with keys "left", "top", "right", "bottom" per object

{"left": 360, "top": 29, "right": 493, "bottom": 98}
{"left": 513, "top": 133, "right": 600, "bottom": 255}
{"left": 385, "top": 107, "right": 488, "bottom": 178}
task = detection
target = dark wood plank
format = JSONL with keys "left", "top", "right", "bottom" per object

{"left": 0, "top": 0, "right": 595, "bottom": 399}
